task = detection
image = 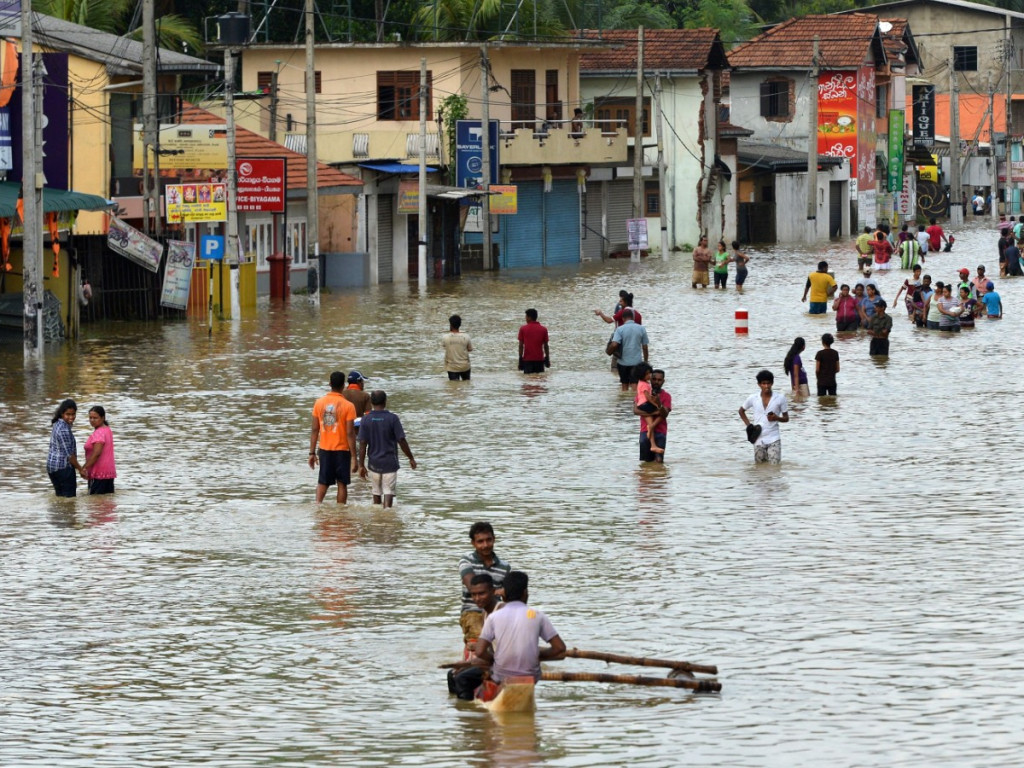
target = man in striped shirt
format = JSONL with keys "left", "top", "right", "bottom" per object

{"left": 459, "top": 522, "right": 511, "bottom": 642}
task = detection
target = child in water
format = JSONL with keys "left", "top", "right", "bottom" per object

{"left": 632, "top": 362, "right": 664, "bottom": 453}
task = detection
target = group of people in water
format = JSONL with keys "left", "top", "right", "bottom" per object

{"left": 46, "top": 399, "right": 117, "bottom": 497}
{"left": 690, "top": 236, "right": 751, "bottom": 293}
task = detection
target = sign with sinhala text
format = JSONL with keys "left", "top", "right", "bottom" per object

{"left": 237, "top": 158, "right": 286, "bottom": 213}
{"left": 397, "top": 180, "right": 419, "bottom": 214}
{"left": 160, "top": 240, "right": 196, "bottom": 310}
{"left": 133, "top": 124, "right": 228, "bottom": 171}
{"left": 165, "top": 183, "right": 227, "bottom": 224}
{"left": 107, "top": 216, "right": 162, "bottom": 273}
{"left": 489, "top": 185, "right": 518, "bottom": 215}
{"left": 888, "top": 109, "right": 905, "bottom": 193}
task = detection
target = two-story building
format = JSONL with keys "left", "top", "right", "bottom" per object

{"left": 0, "top": 12, "right": 221, "bottom": 334}
{"left": 728, "top": 13, "right": 919, "bottom": 240}
{"left": 840, "top": 0, "right": 1024, "bottom": 214}
{"left": 238, "top": 41, "right": 629, "bottom": 280}
{"left": 577, "top": 29, "right": 730, "bottom": 250}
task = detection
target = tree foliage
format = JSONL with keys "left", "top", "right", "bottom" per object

{"left": 36, "top": 0, "right": 204, "bottom": 53}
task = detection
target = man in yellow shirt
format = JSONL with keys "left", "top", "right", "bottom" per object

{"left": 854, "top": 227, "right": 873, "bottom": 273}
{"left": 309, "top": 371, "right": 358, "bottom": 504}
{"left": 801, "top": 260, "right": 838, "bottom": 314}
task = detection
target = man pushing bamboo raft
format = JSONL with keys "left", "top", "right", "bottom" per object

{"left": 443, "top": 569, "right": 721, "bottom": 707}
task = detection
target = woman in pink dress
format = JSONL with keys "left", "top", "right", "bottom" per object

{"left": 81, "top": 406, "right": 117, "bottom": 495}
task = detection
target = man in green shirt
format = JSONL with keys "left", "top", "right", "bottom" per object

{"left": 867, "top": 299, "right": 893, "bottom": 357}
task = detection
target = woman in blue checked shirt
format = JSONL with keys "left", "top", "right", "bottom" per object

{"left": 47, "top": 399, "right": 84, "bottom": 497}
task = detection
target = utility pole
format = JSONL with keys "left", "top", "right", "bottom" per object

{"left": 225, "top": 48, "right": 240, "bottom": 319}
{"left": 305, "top": 0, "right": 319, "bottom": 300}
{"left": 654, "top": 73, "right": 667, "bottom": 260}
{"left": 950, "top": 47, "right": 963, "bottom": 227}
{"left": 989, "top": 73, "right": 1000, "bottom": 223}
{"left": 1006, "top": 23, "right": 1014, "bottom": 215}
{"left": 21, "top": 0, "right": 43, "bottom": 358}
{"left": 268, "top": 66, "right": 279, "bottom": 143}
{"left": 631, "top": 25, "right": 644, "bottom": 263}
{"left": 480, "top": 44, "right": 492, "bottom": 270}
{"left": 807, "top": 36, "right": 819, "bottom": 243}
{"left": 417, "top": 56, "right": 427, "bottom": 286}
{"left": 142, "top": 0, "right": 158, "bottom": 236}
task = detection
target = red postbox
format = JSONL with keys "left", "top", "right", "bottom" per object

{"left": 267, "top": 252, "right": 291, "bottom": 299}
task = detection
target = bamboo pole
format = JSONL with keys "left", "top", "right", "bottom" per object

{"left": 566, "top": 648, "right": 717, "bottom": 676}
{"left": 541, "top": 671, "right": 721, "bottom": 692}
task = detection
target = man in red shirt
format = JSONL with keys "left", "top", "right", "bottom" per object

{"left": 925, "top": 217, "right": 947, "bottom": 253}
{"left": 517, "top": 308, "right": 550, "bottom": 374}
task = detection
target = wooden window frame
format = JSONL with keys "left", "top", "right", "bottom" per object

{"left": 759, "top": 78, "right": 793, "bottom": 121}
{"left": 377, "top": 70, "right": 432, "bottom": 121}
{"left": 511, "top": 69, "right": 537, "bottom": 129}
{"left": 594, "top": 97, "right": 651, "bottom": 137}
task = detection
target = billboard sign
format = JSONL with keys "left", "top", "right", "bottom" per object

{"left": 166, "top": 183, "right": 227, "bottom": 223}
{"left": 134, "top": 124, "right": 228, "bottom": 171}
{"left": 237, "top": 157, "right": 286, "bottom": 212}
{"left": 455, "top": 120, "right": 499, "bottom": 189}
{"left": 912, "top": 85, "right": 935, "bottom": 147}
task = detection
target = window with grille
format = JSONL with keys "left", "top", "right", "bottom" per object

{"left": 953, "top": 46, "right": 977, "bottom": 71}
{"left": 246, "top": 220, "right": 274, "bottom": 269}
{"left": 286, "top": 220, "right": 307, "bottom": 266}
{"left": 759, "top": 80, "right": 791, "bottom": 119}
{"left": 377, "top": 71, "right": 432, "bottom": 120}
{"left": 645, "top": 181, "right": 660, "bottom": 217}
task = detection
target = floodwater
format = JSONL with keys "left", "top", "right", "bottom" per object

{"left": 2, "top": 219, "right": 1023, "bottom": 767}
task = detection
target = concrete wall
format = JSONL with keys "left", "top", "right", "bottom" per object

{"left": 729, "top": 70, "right": 817, "bottom": 151}
{"left": 775, "top": 165, "right": 850, "bottom": 243}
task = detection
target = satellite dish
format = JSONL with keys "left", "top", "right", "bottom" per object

{"left": 879, "top": 21, "right": 893, "bottom": 33}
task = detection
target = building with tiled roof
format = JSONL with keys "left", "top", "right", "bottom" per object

{"left": 727, "top": 14, "right": 920, "bottom": 241}
{"left": 578, "top": 28, "right": 732, "bottom": 249}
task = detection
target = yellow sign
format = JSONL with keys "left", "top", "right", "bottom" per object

{"left": 398, "top": 180, "right": 419, "bottom": 214}
{"left": 134, "top": 124, "right": 229, "bottom": 170}
{"left": 490, "top": 185, "right": 518, "bottom": 215}
{"left": 165, "top": 183, "right": 227, "bottom": 223}
{"left": 918, "top": 165, "right": 938, "bottom": 182}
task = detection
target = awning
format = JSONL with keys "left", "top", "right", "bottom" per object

{"left": 426, "top": 184, "right": 495, "bottom": 200}
{"left": 360, "top": 162, "right": 439, "bottom": 174}
{"left": 737, "top": 142, "right": 845, "bottom": 172}
{"left": 0, "top": 181, "right": 113, "bottom": 219}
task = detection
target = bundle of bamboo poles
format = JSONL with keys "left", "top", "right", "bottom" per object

{"left": 442, "top": 647, "right": 721, "bottom": 693}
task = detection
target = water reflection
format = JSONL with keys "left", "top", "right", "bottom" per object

{"left": 2, "top": 220, "right": 1024, "bottom": 766}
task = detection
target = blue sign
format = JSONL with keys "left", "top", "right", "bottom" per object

{"left": 200, "top": 235, "right": 225, "bottom": 261}
{"left": 455, "top": 120, "right": 500, "bottom": 190}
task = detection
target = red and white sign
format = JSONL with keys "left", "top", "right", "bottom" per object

{"left": 236, "top": 157, "right": 286, "bottom": 213}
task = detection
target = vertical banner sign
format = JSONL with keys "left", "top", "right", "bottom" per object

{"left": 817, "top": 71, "right": 859, "bottom": 193}
{"left": 160, "top": 240, "right": 197, "bottom": 310}
{"left": 455, "top": 120, "right": 500, "bottom": 189}
{"left": 888, "top": 109, "right": 905, "bottom": 192}
{"left": 912, "top": 85, "right": 935, "bottom": 147}
{"left": 9, "top": 52, "right": 69, "bottom": 188}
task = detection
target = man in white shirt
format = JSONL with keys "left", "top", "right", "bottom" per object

{"left": 475, "top": 571, "right": 565, "bottom": 684}
{"left": 442, "top": 314, "right": 473, "bottom": 380}
{"left": 738, "top": 369, "right": 790, "bottom": 465}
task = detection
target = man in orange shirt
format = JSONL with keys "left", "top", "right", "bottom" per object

{"left": 309, "top": 371, "right": 358, "bottom": 504}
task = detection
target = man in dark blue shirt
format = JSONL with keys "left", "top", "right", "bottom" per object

{"left": 356, "top": 390, "right": 417, "bottom": 507}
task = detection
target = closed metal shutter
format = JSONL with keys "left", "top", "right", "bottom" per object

{"left": 544, "top": 180, "right": 581, "bottom": 265}
{"left": 606, "top": 181, "right": 635, "bottom": 251}
{"left": 377, "top": 194, "right": 394, "bottom": 282}
{"left": 502, "top": 182, "right": 543, "bottom": 268}
{"left": 582, "top": 185, "right": 605, "bottom": 261}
